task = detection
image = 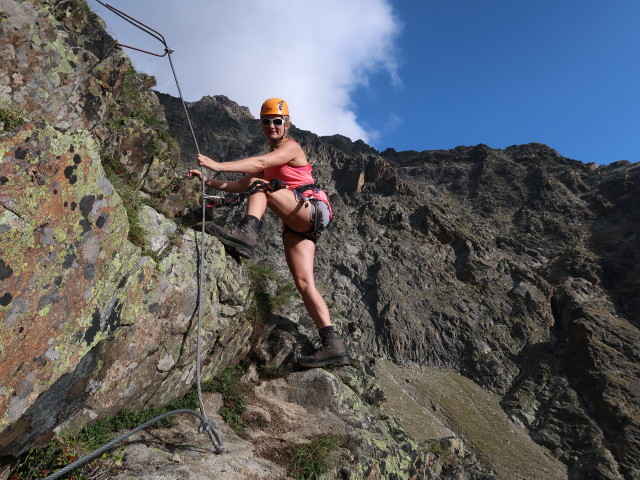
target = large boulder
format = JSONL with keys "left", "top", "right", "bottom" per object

{"left": 0, "top": 121, "right": 252, "bottom": 458}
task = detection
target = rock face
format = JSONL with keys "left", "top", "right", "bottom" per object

{"left": 0, "top": 0, "right": 251, "bottom": 461}
{"left": 0, "top": 0, "right": 197, "bottom": 217}
{"left": 1, "top": 1, "right": 639, "bottom": 479}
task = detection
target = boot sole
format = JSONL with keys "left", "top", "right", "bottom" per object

{"left": 298, "top": 354, "right": 350, "bottom": 368}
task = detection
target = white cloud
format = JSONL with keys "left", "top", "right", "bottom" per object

{"left": 88, "top": 0, "right": 402, "bottom": 143}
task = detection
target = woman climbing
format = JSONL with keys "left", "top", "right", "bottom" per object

{"left": 186, "top": 97, "right": 349, "bottom": 368}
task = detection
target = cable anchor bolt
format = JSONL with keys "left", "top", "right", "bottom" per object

{"left": 198, "top": 420, "right": 212, "bottom": 434}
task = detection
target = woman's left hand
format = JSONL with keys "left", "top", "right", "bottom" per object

{"left": 186, "top": 169, "right": 203, "bottom": 180}
{"left": 196, "top": 154, "right": 221, "bottom": 171}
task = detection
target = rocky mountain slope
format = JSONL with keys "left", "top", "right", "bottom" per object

{"left": 160, "top": 95, "right": 640, "bottom": 480}
{"left": 1, "top": 1, "right": 638, "bottom": 479}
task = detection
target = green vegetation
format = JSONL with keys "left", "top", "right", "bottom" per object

{"left": 101, "top": 152, "right": 172, "bottom": 264}
{"left": 119, "top": 68, "right": 144, "bottom": 105}
{"left": 258, "top": 364, "right": 286, "bottom": 379}
{"left": 101, "top": 154, "right": 148, "bottom": 248}
{"left": 287, "top": 434, "right": 345, "bottom": 480}
{"left": 9, "top": 387, "right": 203, "bottom": 479}
{"left": 245, "top": 262, "right": 297, "bottom": 323}
{"left": 209, "top": 365, "right": 247, "bottom": 431}
{"left": 116, "top": 68, "right": 176, "bottom": 148}
{"left": 100, "top": 66, "right": 183, "bottom": 259}
{"left": 53, "top": 0, "right": 92, "bottom": 21}
{"left": 9, "top": 437, "right": 122, "bottom": 480}
{"left": 427, "top": 440, "right": 456, "bottom": 463}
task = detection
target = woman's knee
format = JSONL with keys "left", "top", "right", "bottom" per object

{"left": 292, "top": 275, "right": 314, "bottom": 294}
{"left": 293, "top": 276, "right": 309, "bottom": 292}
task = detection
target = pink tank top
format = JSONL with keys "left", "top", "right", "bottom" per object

{"left": 263, "top": 163, "right": 332, "bottom": 218}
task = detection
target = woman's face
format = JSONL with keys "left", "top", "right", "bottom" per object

{"left": 260, "top": 114, "right": 287, "bottom": 141}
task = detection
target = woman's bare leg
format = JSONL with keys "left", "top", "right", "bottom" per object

{"left": 264, "top": 189, "right": 348, "bottom": 367}
{"left": 283, "top": 232, "right": 332, "bottom": 328}
{"left": 284, "top": 230, "right": 348, "bottom": 367}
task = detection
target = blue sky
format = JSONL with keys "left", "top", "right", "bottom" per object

{"left": 88, "top": 0, "right": 639, "bottom": 165}
{"left": 356, "top": 1, "right": 640, "bottom": 165}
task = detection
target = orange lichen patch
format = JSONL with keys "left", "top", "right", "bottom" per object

{"left": 0, "top": 122, "right": 128, "bottom": 429}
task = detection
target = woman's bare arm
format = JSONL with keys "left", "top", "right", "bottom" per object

{"left": 186, "top": 170, "right": 256, "bottom": 193}
{"left": 196, "top": 141, "right": 306, "bottom": 174}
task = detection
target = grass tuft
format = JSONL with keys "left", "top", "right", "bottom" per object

{"left": 245, "top": 262, "right": 296, "bottom": 323}
{"left": 287, "top": 434, "right": 344, "bottom": 480}
{"left": 258, "top": 364, "right": 286, "bottom": 379}
{"left": 0, "top": 103, "right": 27, "bottom": 132}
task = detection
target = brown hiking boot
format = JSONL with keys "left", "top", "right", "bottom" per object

{"left": 299, "top": 331, "right": 350, "bottom": 368}
{"left": 205, "top": 215, "right": 259, "bottom": 258}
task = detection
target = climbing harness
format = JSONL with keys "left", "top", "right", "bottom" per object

{"left": 203, "top": 180, "right": 322, "bottom": 209}
{"left": 204, "top": 180, "right": 332, "bottom": 240}
{"left": 291, "top": 183, "right": 321, "bottom": 202}
{"left": 43, "top": 4, "right": 223, "bottom": 478}
{"left": 204, "top": 178, "right": 287, "bottom": 208}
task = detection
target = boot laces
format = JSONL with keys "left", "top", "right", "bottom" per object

{"left": 311, "top": 337, "right": 334, "bottom": 352}
{"left": 225, "top": 218, "right": 249, "bottom": 235}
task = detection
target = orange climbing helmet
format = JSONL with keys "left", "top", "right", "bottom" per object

{"left": 260, "top": 98, "right": 289, "bottom": 117}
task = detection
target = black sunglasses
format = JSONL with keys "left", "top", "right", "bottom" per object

{"left": 261, "top": 118, "right": 286, "bottom": 126}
